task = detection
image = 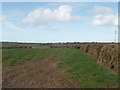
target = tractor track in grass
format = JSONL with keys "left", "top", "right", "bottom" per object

{"left": 2, "top": 56, "right": 80, "bottom": 88}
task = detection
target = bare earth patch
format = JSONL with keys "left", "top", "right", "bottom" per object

{"left": 2, "top": 56, "right": 80, "bottom": 88}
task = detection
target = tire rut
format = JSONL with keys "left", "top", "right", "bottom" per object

{"left": 3, "top": 56, "right": 80, "bottom": 88}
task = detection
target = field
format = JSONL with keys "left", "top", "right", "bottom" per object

{"left": 2, "top": 43, "right": 118, "bottom": 88}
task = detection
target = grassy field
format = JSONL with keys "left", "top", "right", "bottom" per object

{"left": 51, "top": 48, "right": 118, "bottom": 88}
{"left": 2, "top": 48, "right": 118, "bottom": 88}
{"left": 2, "top": 49, "right": 49, "bottom": 66}
{"left": 2, "top": 42, "right": 48, "bottom": 48}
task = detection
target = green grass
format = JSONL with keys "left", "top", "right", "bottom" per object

{"left": 2, "top": 49, "right": 50, "bottom": 66}
{"left": 50, "top": 48, "right": 118, "bottom": 88}
{"left": 2, "top": 48, "right": 118, "bottom": 88}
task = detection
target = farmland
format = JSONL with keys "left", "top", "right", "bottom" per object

{"left": 2, "top": 42, "right": 118, "bottom": 88}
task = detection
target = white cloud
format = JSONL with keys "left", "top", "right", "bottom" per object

{"left": 93, "top": 5, "right": 112, "bottom": 15}
{"left": 92, "top": 5, "right": 118, "bottom": 27}
{"left": 21, "top": 5, "right": 80, "bottom": 25}
{"left": 92, "top": 14, "right": 118, "bottom": 26}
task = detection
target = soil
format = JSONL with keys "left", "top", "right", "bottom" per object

{"left": 2, "top": 56, "right": 80, "bottom": 88}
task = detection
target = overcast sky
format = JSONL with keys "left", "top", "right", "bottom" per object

{"left": 0, "top": 2, "right": 118, "bottom": 43}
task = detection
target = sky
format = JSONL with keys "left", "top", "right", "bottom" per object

{"left": 0, "top": 2, "right": 118, "bottom": 43}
